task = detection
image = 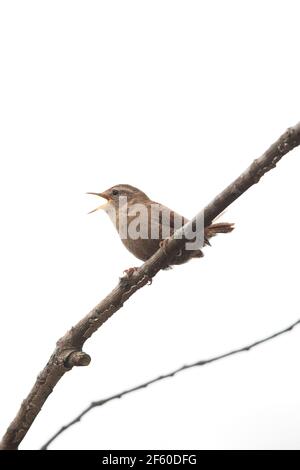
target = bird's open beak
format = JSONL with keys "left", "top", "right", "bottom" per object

{"left": 86, "top": 192, "right": 111, "bottom": 214}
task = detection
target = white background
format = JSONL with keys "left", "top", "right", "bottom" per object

{"left": 1, "top": 1, "right": 300, "bottom": 450}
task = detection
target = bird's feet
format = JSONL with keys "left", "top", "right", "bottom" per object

{"left": 159, "top": 239, "right": 174, "bottom": 269}
{"left": 119, "top": 267, "right": 139, "bottom": 288}
{"left": 159, "top": 238, "right": 170, "bottom": 255}
{"left": 123, "top": 267, "right": 139, "bottom": 278}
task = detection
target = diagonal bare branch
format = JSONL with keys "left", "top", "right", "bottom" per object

{"left": 1, "top": 122, "right": 300, "bottom": 450}
{"left": 41, "top": 318, "right": 300, "bottom": 449}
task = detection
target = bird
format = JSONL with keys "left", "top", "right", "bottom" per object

{"left": 87, "top": 184, "right": 234, "bottom": 270}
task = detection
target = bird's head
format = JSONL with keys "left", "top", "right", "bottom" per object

{"left": 87, "top": 184, "right": 150, "bottom": 214}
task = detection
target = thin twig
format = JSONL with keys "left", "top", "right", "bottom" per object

{"left": 41, "top": 318, "right": 300, "bottom": 449}
{"left": 1, "top": 122, "right": 300, "bottom": 450}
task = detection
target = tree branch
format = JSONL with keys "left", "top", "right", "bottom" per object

{"left": 41, "top": 318, "right": 300, "bottom": 449}
{"left": 1, "top": 122, "right": 300, "bottom": 450}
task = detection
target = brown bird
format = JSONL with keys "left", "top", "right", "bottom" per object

{"left": 87, "top": 184, "right": 234, "bottom": 268}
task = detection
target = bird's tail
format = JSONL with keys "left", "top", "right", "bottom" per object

{"left": 204, "top": 222, "right": 234, "bottom": 244}
{"left": 186, "top": 222, "right": 234, "bottom": 260}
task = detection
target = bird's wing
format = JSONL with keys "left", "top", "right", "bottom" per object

{"left": 151, "top": 202, "right": 212, "bottom": 246}
{"left": 150, "top": 202, "right": 189, "bottom": 233}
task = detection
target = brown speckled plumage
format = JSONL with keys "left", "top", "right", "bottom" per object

{"left": 88, "top": 184, "right": 234, "bottom": 265}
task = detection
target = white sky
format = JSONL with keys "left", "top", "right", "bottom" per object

{"left": 1, "top": 1, "right": 300, "bottom": 450}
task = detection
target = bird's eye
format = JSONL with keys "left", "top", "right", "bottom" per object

{"left": 112, "top": 189, "right": 119, "bottom": 196}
